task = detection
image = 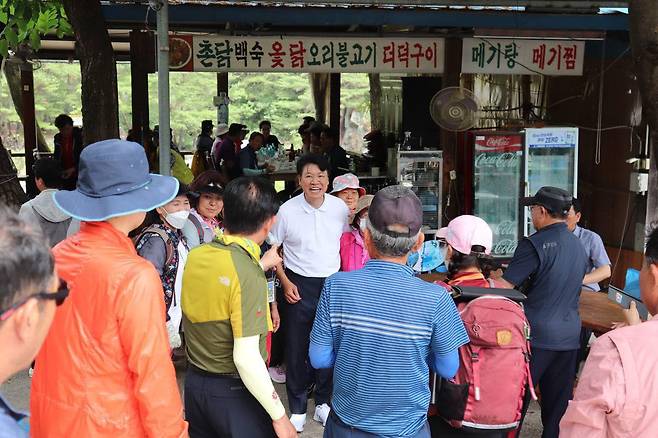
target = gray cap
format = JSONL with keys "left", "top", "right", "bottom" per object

{"left": 368, "top": 185, "right": 423, "bottom": 237}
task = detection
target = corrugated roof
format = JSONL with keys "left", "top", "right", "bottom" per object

{"left": 105, "top": 0, "right": 628, "bottom": 9}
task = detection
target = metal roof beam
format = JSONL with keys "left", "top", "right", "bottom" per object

{"left": 102, "top": 4, "right": 629, "bottom": 31}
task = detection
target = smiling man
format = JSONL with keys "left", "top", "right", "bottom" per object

{"left": 271, "top": 153, "right": 349, "bottom": 432}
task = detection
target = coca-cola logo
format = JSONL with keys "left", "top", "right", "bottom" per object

{"left": 475, "top": 135, "right": 522, "bottom": 152}
{"left": 492, "top": 239, "right": 518, "bottom": 256}
{"left": 474, "top": 152, "right": 519, "bottom": 169}
{"left": 485, "top": 136, "right": 513, "bottom": 147}
{"left": 496, "top": 220, "right": 517, "bottom": 235}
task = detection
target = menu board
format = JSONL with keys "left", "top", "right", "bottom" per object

{"left": 169, "top": 35, "right": 445, "bottom": 73}
{"left": 462, "top": 38, "right": 585, "bottom": 76}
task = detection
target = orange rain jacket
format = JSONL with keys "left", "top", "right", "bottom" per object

{"left": 30, "top": 222, "right": 188, "bottom": 437}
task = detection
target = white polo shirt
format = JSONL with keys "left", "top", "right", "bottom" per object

{"left": 271, "top": 193, "right": 349, "bottom": 278}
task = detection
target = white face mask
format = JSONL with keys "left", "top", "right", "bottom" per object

{"left": 164, "top": 209, "right": 190, "bottom": 229}
{"left": 359, "top": 218, "right": 367, "bottom": 231}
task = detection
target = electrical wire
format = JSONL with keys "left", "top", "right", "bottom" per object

{"left": 0, "top": 174, "right": 18, "bottom": 186}
{"left": 478, "top": 37, "right": 549, "bottom": 78}
{"left": 575, "top": 125, "right": 632, "bottom": 132}
{"left": 611, "top": 194, "right": 638, "bottom": 284}
{"left": 595, "top": 38, "right": 606, "bottom": 165}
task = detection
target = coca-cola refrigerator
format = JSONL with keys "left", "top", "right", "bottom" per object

{"left": 523, "top": 127, "right": 579, "bottom": 236}
{"left": 472, "top": 132, "right": 524, "bottom": 258}
{"left": 471, "top": 128, "right": 579, "bottom": 259}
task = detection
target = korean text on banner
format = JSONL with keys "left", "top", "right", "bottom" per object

{"left": 169, "top": 35, "right": 445, "bottom": 73}
{"left": 462, "top": 38, "right": 584, "bottom": 76}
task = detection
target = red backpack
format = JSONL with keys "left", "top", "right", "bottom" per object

{"left": 433, "top": 294, "right": 537, "bottom": 433}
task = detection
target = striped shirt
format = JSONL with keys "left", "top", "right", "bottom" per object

{"left": 311, "top": 260, "right": 469, "bottom": 437}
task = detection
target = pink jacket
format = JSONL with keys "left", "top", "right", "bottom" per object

{"left": 560, "top": 320, "right": 658, "bottom": 437}
{"left": 339, "top": 229, "right": 370, "bottom": 272}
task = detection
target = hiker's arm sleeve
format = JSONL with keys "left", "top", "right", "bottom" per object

{"left": 242, "top": 167, "right": 266, "bottom": 176}
{"left": 430, "top": 350, "right": 460, "bottom": 379}
{"left": 234, "top": 335, "right": 286, "bottom": 420}
{"left": 430, "top": 291, "right": 469, "bottom": 379}
{"left": 502, "top": 239, "right": 539, "bottom": 289}
{"left": 116, "top": 267, "right": 188, "bottom": 437}
{"left": 560, "top": 336, "right": 628, "bottom": 437}
{"left": 137, "top": 236, "right": 167, "bottom": 276}
{"left": 310, "top": 282, "right": 335, "bottom": 369}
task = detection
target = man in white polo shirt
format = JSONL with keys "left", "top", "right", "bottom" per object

{"left": 271, "top": 153, "right": 349, "bottom": 432}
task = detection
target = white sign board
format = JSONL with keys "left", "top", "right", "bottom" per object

{"left": 462, "top": 38, "right": 585, "bottom": 76}
{"left": 169, "top": 35, "right": 445, "bottom": 73}
{"left": 525, "top": 127, "right": 579, "bottom": 148}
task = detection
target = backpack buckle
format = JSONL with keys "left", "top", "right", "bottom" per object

{"left": 471, "top": 352, "right": 479, "bottom": 362}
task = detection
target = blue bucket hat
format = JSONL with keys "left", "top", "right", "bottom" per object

{"left": 54, "top": 139, "right": 179, "bottom": 221}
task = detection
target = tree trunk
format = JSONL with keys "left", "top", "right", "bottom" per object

{"left": 3, "top": 59, "right": 50, "bottom": 152}
{"left": 309, "top": 73, "right": 331, "bottom": 124}
{"left": 0, "top": 136, "right": 27, "bottom": 208}
{"left": 630, "top": 0, "right": 658, "bottom": 131}
{"left": 629, "top": 0, "right": 658, "bottom": 233}
{"left": 62, "top": 0, "right": 119, "bottom": 145}
{"left": 368, "top": 73, "right": 382, "bottom": 131}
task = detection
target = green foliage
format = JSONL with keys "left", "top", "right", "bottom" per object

{"left": 0, "top": 62, "right": 371, "bottom": 155}
{"left": 0, "top": 0, "right": 72, "bottom": 57}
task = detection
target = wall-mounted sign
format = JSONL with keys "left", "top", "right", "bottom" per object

{"left": 525, "top": 127, "right": 579, "bottom": 148}
{"left": 474, "top": 134, "right": 523, "bottom": 169}
{"left": 169, "top": 35, "right": 444, "bottom": 73}
{"left": 462, "top": 38, "right": 584, "bottom": 76}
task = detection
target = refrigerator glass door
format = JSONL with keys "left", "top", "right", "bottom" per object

{"left": 473, "top": 134, "right": 523, "bottom": 258}
{"left": 524, "top": 128, "right": 579, "bottom": 236}
{"left": 397, "top": 151, "right": 443, "bottom": 233}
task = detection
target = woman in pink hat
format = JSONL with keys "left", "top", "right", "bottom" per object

{"left": 440, "top": 215, "right": 498, "bottom": 288}
{"left": 339, "top": 194, "right": 374, "bottom": 272}
{"left": 331, "top": 173, "right": 366, "bottom": 222}
{"left": 429, "top": 215, "right": 506, "bottom": 438}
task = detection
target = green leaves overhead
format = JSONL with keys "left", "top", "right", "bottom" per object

{"left": 0, "top": 0, "right": 71, "bottom": 58}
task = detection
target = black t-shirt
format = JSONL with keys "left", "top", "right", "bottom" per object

{"left": 503, "top": 222, "right": 588, "bottom": 351}
{"left": 264, "top": 135, "right": 280, "bottom": 149}
{"left": 326, "top": 145, "right": 349, "bottom": 184}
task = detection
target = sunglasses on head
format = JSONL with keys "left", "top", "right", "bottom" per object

{"left": 0, "top": 280, "right": 69, "bottom": 322}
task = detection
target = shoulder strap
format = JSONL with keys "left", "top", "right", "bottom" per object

{"left": 188, "top": 213, "right": 205, "bottom": 242}
{"left": 135, "top": 226, "right": 175, "bottom": 266}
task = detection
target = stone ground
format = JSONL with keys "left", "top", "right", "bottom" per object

{"left": 1, "top": 366, "right": 543, "bottom": 437}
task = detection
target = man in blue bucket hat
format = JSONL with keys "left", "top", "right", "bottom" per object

{"left": 30, "top": 140, "right": 189, "bottom": 437}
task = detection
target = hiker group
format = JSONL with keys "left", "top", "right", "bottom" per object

{"left": 2, "top": 135, "right": 655, "bottom": 438}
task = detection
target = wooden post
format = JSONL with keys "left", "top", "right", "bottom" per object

{"left": 129, "top": 30, "right": 153, "bottom": 144}
{"left": 439, "top": 38, "right": 463, "bottom": 224}
{"left": 217, "top": 72, "right": 229, "bottom": 123}
{"left": 629, "top": 0, "right": 658, "bottom": 236}
{"left": 329, "top": 73, "right": 341, "bottom": 129}
{"left": 21, "top": 63, "right": 37, "bottom": 198}
{"left": 521, "top": 75, "right": 532, "bottom": 122}
{"left": 369, "top": 73, "right": 383, "bottom": 131}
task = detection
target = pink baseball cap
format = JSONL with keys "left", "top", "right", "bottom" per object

{"left": 331, "top": 173, "right": 366, "bottom": 197}
{"left": 444, "top": 215, "right": 493, "bottom": 255}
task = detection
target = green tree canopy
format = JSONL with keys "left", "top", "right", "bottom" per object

{"left": 0, "top": 0, "right": 71, "bottom": 57}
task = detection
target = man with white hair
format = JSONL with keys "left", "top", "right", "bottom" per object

{"left": 310, "top": 185, "right": 469, "bottom": 437}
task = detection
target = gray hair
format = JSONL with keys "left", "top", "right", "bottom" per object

{"left": 0, "top": 207, "right": 54, "bottom": 312}
{"left": 366, "top": 219, "right": 420, "bottom": 258}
